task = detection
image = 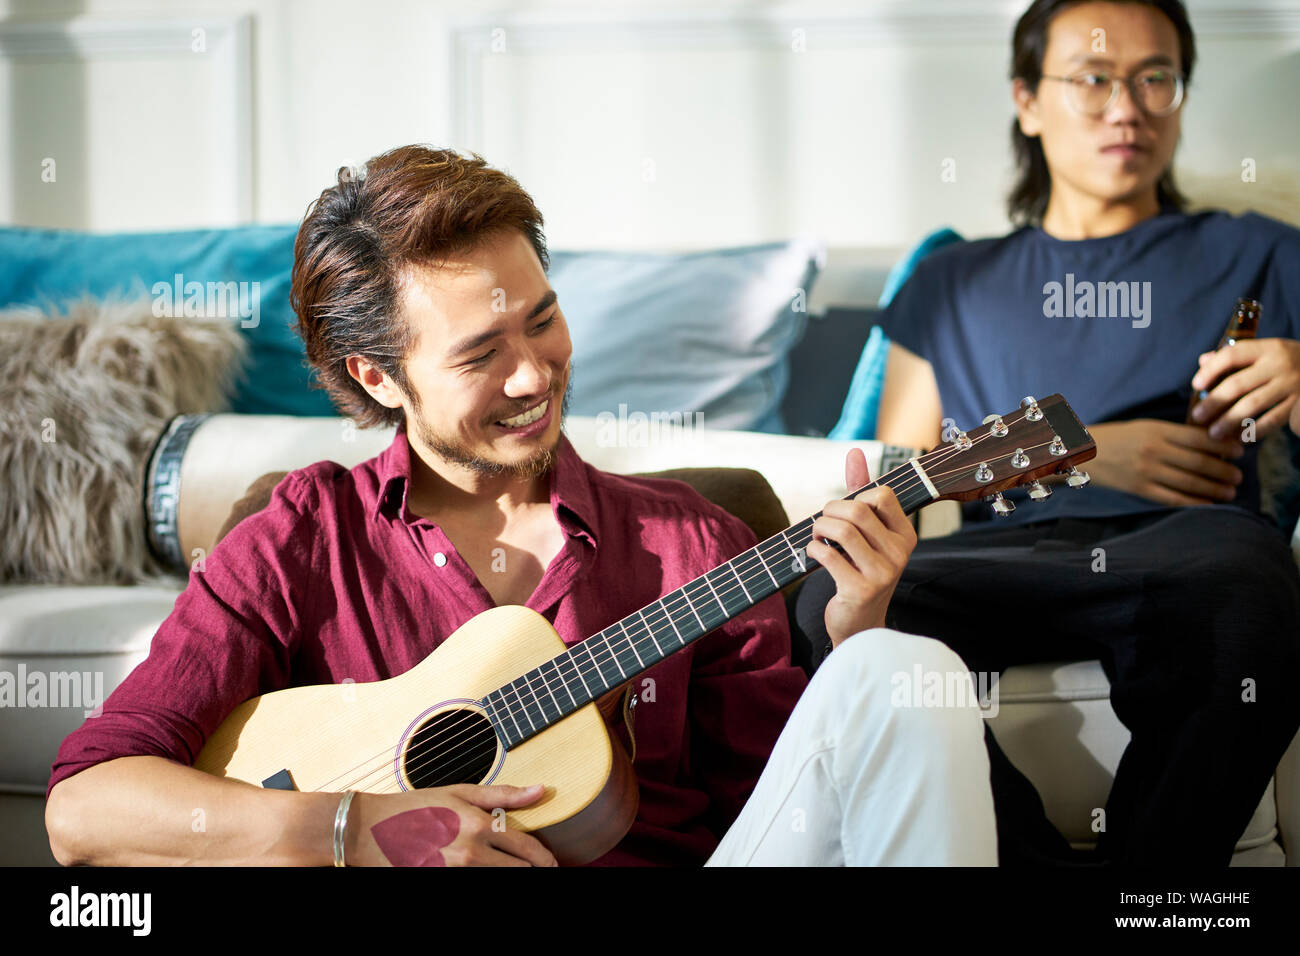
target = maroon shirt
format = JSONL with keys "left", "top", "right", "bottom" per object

{"left": 49, "top": 424, "right": 808, "bottom": 865}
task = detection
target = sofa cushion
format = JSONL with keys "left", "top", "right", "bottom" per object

{"left": 0, "top": 583, "right": 183, "bottom": 790}
{"left": 0, "top": 224, "right": 333, "bottom": 417}
{"left": 551, "top": 240, "right": 824, "bottom": 433}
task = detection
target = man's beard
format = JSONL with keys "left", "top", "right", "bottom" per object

{"left": 407, "top": 369, "right": 573, "bottom": 481}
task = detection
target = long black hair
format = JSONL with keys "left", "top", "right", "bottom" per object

{"left": 1008, "top": 0, "right": 1197, "bottom": 226}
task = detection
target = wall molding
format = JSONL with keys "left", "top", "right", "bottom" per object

{"left": 449, "top": 2, "right": 1300, "bottom": 147}
{"left": 0, "top": 15, "right": 254, "bottom": 223}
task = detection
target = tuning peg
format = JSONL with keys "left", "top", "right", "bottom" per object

{"left": 1049, "top": 435, "right": 1067, "bottom": 456}
{"left": 975, "top": 462, "right": 993, "bottom": 483}
{"left": 948, "top": 429, "right": 972, "bottom": 450}
{"left": 988, "top": 492, "right": 1016, "bottom": 516}
{"left": 1027, "top": 480, "right": 1052, "bottom": 500}
{"left": 1020, "top": 396, "right": 1043, "bottom": 421}
{"left": 1064, "top": 467, "right": 1090, "bottom": 488}
{"left": 982, "top": 414, "right": 1008, "bottom": 437}
{"left": 1011, "top": 448, "right": 1030, "bottom": 468}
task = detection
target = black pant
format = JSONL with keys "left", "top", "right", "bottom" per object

{"left": 793, "top": 506, "right": 1300, "bottom": 865}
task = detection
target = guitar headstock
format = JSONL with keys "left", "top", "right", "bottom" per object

{"left": 920, "top": 394, "right": 1097, "bottom": 516}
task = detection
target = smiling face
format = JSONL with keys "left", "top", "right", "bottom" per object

{"left": 1015, "top": 1, "right": 1185, "bottom": 215}
{"left": 354, "top": 228, "right": 572, "bottom": 483}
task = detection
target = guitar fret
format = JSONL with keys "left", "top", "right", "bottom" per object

{"left": 638, "top": 608, "right": 666, "bottom": 656}
{"left": 729, "top": 561, "right": 753, "bottom": 603}
{"left": 482, "top": 694, "right": 501, "bottom": 737}
{"left": 534, "top": 662, "right": 561, "bottom": 720}
{"left": 704, "top": 572, "right": 728, "bottom": 615}
{"left": 620, "top": 620, "right": 645, "bottom": 669}
{"left": 781, "top": 529, "right": 807, "bottom": 574}
{"left": 687, "top": 579, "right": 723, "bottom": 628}
{"left": 519, "top": 673, "right": 541, "bottom": 732}
{"left": 791, "top": 519, "right": 815, "bottom": 555}
{"left": 589, "top": 639, "right": 612, "bottom": 694}
{"left": 571, "top": 645, "right": 594, "bottom": 698}
{"left": 499, "top": 694, "right": 523, "bottom": 746}
{"left": 502, "top": 681, "right": 526, "bottom": 739}
{"left": 680, "top": 585, "right": 706, "bottom": 630}
{"left": 554, "top": 655, "right": 579, "bottom": 710}
{"left": 577, "top": 640, "right": 603, "bottom": 699}
{"left": 659, "top": 599, "right": 686, "bottom": 647}
{"left": 533, "top": 662, "right": 559, "bottom": 717}
{"left": 753, "top": 544, "right": 780, "bottom": 588}
{"left": 495, "top": 696, "right": 518, "bottom": 746}
{"left": 606, "top": 630, "right": 629, "bottom": 680}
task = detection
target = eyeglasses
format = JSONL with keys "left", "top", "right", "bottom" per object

{"left": 1040, "top": 67, "right": 1185, "bottom": 117}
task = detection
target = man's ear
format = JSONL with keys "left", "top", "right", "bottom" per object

{"left": 1013, "top": 77, "right": 1042, "bottom": 137}
{"left": 346, "top": 355, "right": 405, "bottom": 410}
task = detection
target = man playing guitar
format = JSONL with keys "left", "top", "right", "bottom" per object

{"left": 46, "top": 146, "right": 1000, "bottom": 867}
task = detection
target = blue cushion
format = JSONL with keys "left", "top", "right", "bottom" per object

{"left": 827, "top": 228, "right": 964, "bottom": 440}
{"left": 0, "top": 224, "right": 335, "bottom": 417}
{"left": 549, "top": 240, "right": 824, "bottom": 433}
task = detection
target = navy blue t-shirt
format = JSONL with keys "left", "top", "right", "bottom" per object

{"left": 878, "top": 210, "right": 1300, "bottom": 525}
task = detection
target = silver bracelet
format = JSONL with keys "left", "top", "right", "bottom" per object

{"left": 333, "top": 790, "right": 357, "bottom": 867}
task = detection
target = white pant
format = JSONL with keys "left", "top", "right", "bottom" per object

{"left": 705, "top": 627, "right": 998, "bottom": 866}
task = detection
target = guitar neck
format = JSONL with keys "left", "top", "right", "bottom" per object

{"left": 480, "top": 458, "right": 936, "bottom": 749}
{"left": 480, "top": 393, "right": 1094, "bottom": 750}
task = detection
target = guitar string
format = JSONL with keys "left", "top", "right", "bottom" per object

{"left": 368, "top": 434, "right": 1070, "bottom": 793}
{"left": 321, "top": 417, "right": 1058, "bottom": 794}
{"left": 322, "top": 414, "right": 1065, "bottom": 793}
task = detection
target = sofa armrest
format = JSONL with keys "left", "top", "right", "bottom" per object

{"left": 149, "top": 415, "right": 395, "bottom": 569}
{"left": 152, "top": 413, "right": 940, "bottom": 569}
{"left": 146, "top": 412, "right": 1281, "bottom": 554}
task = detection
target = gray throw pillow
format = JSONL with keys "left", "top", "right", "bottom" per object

{"left": 0, "top": 299, "right": 246, "bottom": 584}
{"left": 550, "top": 240, "right": 824, "bottom": 433}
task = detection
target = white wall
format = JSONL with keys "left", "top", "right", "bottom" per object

{"left": 1, "top": 0, "right": 1298, "bottom": 257}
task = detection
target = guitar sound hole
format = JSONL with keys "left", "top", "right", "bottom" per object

{"left": 402, "top": 708, "right": 498, "bottom": 789}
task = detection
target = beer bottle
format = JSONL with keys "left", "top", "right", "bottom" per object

{"left": 1186, "top": 298, "right": 1261, "bottom": 423}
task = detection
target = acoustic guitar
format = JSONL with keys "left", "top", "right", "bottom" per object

{"left": 194, "top": 393, "right": 1096, "bottom": 864}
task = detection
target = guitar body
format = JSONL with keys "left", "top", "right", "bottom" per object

{"left": 194, "top": 605, "right": 639, "bottom": 865}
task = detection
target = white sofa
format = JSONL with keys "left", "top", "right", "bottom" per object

{"left": 2, "top": 413, "right": 1295, "bottom": 865}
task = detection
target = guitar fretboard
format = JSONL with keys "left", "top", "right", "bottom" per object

{"left": 479, "top": 460, "right": 937, "bottom": 749}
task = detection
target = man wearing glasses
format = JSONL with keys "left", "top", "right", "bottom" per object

{"left": 800, "top": 0, "right": 1300, "bottom": 865}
